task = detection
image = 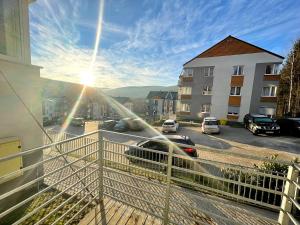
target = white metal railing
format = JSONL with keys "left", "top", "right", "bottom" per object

{"left": 278, "top": 164, "right": 300, "bottom": 225}
{"left": 45, "top": 130, "right": 288, "bottom": 210}
{"left": 0, "top": 130, "right": 286, "bottom": 224}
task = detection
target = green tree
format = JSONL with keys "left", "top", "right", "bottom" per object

{"left": 277, "top": 39, "right": 300, "bottom": 117}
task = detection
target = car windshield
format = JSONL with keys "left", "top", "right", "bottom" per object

{"left": 164, "top": 122, "right": 174, "bottom": 125}
{"left": 204, "top": 121, "right": 218, "bottom": 125}
{"left": 117, "top": 120, "right": 126, "bottom": 126}
{"left": 254, "top": 117, "right": 273, "bottom": 123}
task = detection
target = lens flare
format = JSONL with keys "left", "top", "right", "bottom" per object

{"left": 80, "top": 70, "right": 95, "bottom": 86}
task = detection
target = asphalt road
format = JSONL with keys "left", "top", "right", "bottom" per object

{"left": 46, "top": 122, "right": 300, "bottom": 164}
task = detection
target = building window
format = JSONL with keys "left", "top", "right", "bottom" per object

{"left": 233, "top": 66, "right": 244, "bottom": 75}
{"left": 202, "top": 86, "right": 212, "bottom": 95}
{"left": 265, "top": 64, "right": 281, "bottom": 75}
{"left": 230, "top": 86, "right": 241, "bottom": 96}
{"left": 154, "top": 100, "right": 158, "bottom": 105}
{"left": 0, "top": 0, "right": 22, "bottom": 58}
{"left": 198, "top": 66, "right": 214, "bottom": 77}
{"left": 262, "top": 86, "right": 277, "bottom": 97}
{"left": 179, "top": 87, "right": 192, "bottom": 95}
{"left": 181, "top": 68, "right": 193, "bottom": 77}
{"left": 201, "top": 104, "right": 211, "bottom": 113}
{"left": 180, "top": 103, "right": 191, "bottom": 112}
{"left": 259, "top": 106, "right": 276, "bottom": 117}
{"left": 228, "top": 106, "right": 240, "bottom": 115}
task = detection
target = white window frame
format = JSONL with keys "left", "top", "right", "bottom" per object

{"left": 180, "top": 103, "right": 191, "bottom": 112}
{"left": 181, "top": 68, "right": 193, "bottom": 77}
{"left": 203, "top": 67, "right": 214, "bottom": 77}
{"left": 265, "top": 64, "right": 281, "bottom": 75}
{"left": 179, "top": 86, "right": 192, "bottom": 95}
{"left": 227, "top": 106, "right": 240, "bottom": 115}
{"left": 230, "top": 86, "right": 241, "bottom": 96}
{"left": 202, "top": 86, "right": 212, "bottom": 95}
{"left": 201, "top": 104, "right": 211, "bottom": 113}
{"left": 261, "top": 86, "right": 277, "bottom": 97}
{"left": 233, "top": 65, "right": 244, "bottom": 75}
{"left": 0, "top": 0, "right": 26, "bottom": 63}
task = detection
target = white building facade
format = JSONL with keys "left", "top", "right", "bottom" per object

{"left": 0, "top": 0, "right": 42, "bottom": 203}
{"left": 177, "top": 36, "right": 284, "bottom": 122}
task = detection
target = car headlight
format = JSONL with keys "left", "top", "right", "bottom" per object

{"left": 275, "top": 126, "right": 280, "bottom": 130}
{"left": 255, "top": 125, "right": 261, "bottom": 129}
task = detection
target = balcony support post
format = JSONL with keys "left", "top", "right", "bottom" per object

{"left": 163, "top": 144, "right": 173, "bottom": 225}
{"left": 278, "top": 165, "right": 299, "bottom": 225}
{"left": 97, "top": 130, "right": 104, "bottom": 202}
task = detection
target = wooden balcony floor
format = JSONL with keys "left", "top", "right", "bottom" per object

{"left": 79, "top": 197, "right": 162, "bottom": 225}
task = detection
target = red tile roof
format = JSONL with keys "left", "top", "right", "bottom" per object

{"left": 184, "top": 36, "right": 284, "bottom": 65}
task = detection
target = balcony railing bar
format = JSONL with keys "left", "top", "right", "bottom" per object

{"left": 104, "top": 166, "right": 166, "bottom": 188}
{"left": 0, "top": 166, "right": 98, "bottom": 219}
{"left": 0, "top": 140, "right": 98, "bottom": 184}
{"left": 0, "top": 130, "right": 292, "bottom": 225}
{"left": 16, "top": 176, "right": 99, "bottom": 225}
{"left": 0, "top": 150, "right": 98, "bottom": 204}
{"left": 103, "top": 175, "right": 165, "bottom": 198}
{"left": 172, "top": 166, "right": 284, "bottom": 195}
{"left": 50, "top": 184, "right": 100, "bottom": 225}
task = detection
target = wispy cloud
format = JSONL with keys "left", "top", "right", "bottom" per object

{"left": 30, "top": 0, "right": 300, "bottom": 88}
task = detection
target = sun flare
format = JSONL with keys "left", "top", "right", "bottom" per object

{"left": 80, "top": 71, "right": 95, "bottom": 86}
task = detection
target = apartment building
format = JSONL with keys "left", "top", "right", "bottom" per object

{"left": 177, "top": 36, "right": 284, "bottom": 122}
{"left": 147, "top": 91, "right": 177, "bottom": 119}
{"left": 0, "top": 0, "right": 42, "bottom": 207}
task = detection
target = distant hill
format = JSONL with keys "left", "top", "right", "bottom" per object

{"left": 41, "top": 78, "right": 177, "bottom": 99}
{"left": 103, "top": 86, "right": 178, "bottom": 99}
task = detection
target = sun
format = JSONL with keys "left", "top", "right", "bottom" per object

{"left": 80, "top": 70, "right": 95, "bottom": 86}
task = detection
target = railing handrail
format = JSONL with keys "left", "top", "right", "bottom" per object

{"left": 0, "top": 129, "right": 285, "bottom": 225}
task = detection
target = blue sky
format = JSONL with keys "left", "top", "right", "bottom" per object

{"left": 29, "top": 0, "right": 300, "bottom": 88}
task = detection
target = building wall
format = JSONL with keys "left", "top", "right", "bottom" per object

{"left": 0, "top": 60, "right": 42, "bottom": 198}
{"left": 182, "top": 52, "right": 283, "bottom": 122}
{"left": 249, "top": 63, "right": 279, "bottom": 116}
{"left": 0, "top": 0, "right": 42, "bottom": 209}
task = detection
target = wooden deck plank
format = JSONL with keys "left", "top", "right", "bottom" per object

{"left": 85, "top": 199, "right": 117, "bottom": 225}
{"left": 100, "top": 201, "right": 123, "bottom": 224}
{"left": 79, "top": 198, "right": 111, "bottom": 225}
{"left": 125, "top": 209, "right": 148, "bottom": 225}
{"left": 107, "top": 204, "right": 128, "bottom": 225}
{"left": 144, "top": 215, "right": 162, "bottom": 225}
{"left": 116, "top": 207, "right": 134, "bottom": 225}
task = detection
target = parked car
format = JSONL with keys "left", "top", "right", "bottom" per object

{"left": 276, "top": 118, "right": 300, "bottom": 137}
{"left": 243, "top": 114, "right": 280, "bottom": 135}
{"left": 71, "top": 117, "right": 85, "bottom": 126}
{"left": 125, "top": 135, "right": 198, "bottom": 164}
{"left": 162, "top": 119, "right": 179, "bottom": 133}
{"left": 201, "top": 117, "right": 220, "bottom": 134}
{"left": 102, "top": 120, "right": 117, "bottom": 131}
{"left": 113, "top": 118, "right": 131, "bottom": 132}
{"left": 129, "top": 118, "right": 146, "bottom": 131}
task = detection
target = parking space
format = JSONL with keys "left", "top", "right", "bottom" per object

{"left": 45, "top": 121, "right": 300, "bottom": 166}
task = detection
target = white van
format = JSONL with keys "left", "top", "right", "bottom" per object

{"left": 201, "top": 117, "right": 220, "bottom": 134}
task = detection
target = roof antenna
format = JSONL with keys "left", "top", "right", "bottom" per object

{"left": 0, "top": 70, "right": 98, "bottom": 203}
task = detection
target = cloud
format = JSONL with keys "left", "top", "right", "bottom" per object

{"left": 29, "top": 0, "right": 300, "bottom": 88}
